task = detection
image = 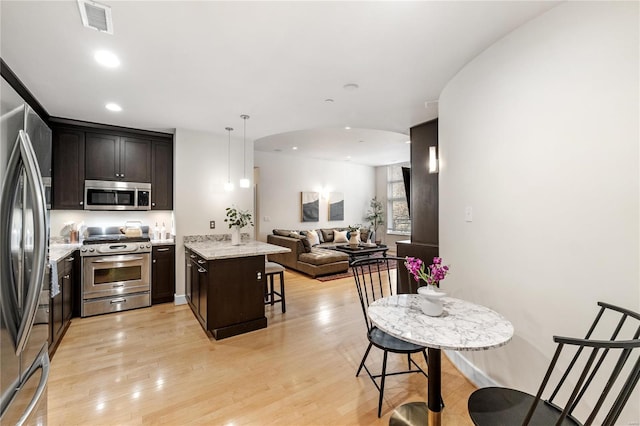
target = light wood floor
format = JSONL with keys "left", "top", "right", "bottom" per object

{"left": 48, "top": 269, "right": 477, "bottom": 425}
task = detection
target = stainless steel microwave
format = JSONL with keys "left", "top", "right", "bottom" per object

{"left": 84, "top": 180, "right": 151, "bottom": 211}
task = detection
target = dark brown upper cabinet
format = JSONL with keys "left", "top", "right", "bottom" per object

{"left": 52, "top": 128, "right": 85, "bottom": 209}
{"left": 85, "top": 133, "right": 151, "bottom": 182}
{"left": 151, "top": 140, "right": 173, "bottom": 210}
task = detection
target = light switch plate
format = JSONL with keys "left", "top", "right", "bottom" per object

{"left": 465, "top": 206, "right": 473, "bottom": 222}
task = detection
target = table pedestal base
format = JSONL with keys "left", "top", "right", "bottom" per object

{"left": 389, "top": 402, "right": 441, "bottom": 426}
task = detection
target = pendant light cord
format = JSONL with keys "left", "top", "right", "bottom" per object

{"left": 240, "top": 114, "right": 250, "bottom": 179}
{"left": 225, "top": 127, "right": 233, "bottom": 183}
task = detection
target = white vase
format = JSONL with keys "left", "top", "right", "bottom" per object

{"left": 231, "top": 227, "right": 241, "bottom": 245}
{"left": 348, "top": 232, "right": 359, "bottom": 248}
{"left": 417, "top": 285, "right": 446, "bottom": 316}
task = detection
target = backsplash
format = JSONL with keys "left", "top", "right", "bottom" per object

{"left": 50, "top": 210, "right": 174, "bottom": 239}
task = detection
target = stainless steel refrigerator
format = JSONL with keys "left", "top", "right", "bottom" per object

{"left": 1, "top": 76, "right": 51, "bottom": 425}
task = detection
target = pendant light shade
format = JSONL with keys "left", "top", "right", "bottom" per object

{"left": 224, "top": 127, "right": 234, "bottom": 191}
{"left": 239, "top": 114, "right": 251, "bottom": 188}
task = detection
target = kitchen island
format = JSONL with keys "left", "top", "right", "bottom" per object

{"left": 184, "top": 239, "right": 290, "bottom": 339}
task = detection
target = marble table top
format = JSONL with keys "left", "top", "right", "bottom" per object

{"left": 184, "top": 240, "right": 290, "bottom": 260}
{"left": 368, "top": 295, "right": 514, "bottom": 351}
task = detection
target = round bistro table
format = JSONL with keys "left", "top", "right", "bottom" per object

{"left": 367, "top": 295, "right": 514, "bottom": 426}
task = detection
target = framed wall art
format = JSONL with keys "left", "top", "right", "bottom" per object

{"left": 301, "top": 192, "right": 319, "bottom": 222}
{"left": 328, "top": 192, "right": 344, "bottom": 221}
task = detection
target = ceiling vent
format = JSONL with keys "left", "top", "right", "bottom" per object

{"left": 77, "top": 0, "right": 114, "bottom": 34}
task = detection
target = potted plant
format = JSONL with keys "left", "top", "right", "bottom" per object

{"left": 364, "top": 197, "right": 385, "bottom": 243}
{"left": 224, "top": 206, "right": 254, "bottom": 245}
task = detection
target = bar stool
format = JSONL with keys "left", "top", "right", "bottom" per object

{"left": 265, "top": 261, "right": 286, "bottom": 313}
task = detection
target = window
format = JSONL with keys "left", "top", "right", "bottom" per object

{"left": 387, "top": 163, "right": 410, "bottom": 234}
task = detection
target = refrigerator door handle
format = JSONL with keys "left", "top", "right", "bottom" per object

{"left": 15, "top": 345, "right": 50, "bottom": 426}
{"left": 0, "top": 130, "right": 47, "bottom": 355}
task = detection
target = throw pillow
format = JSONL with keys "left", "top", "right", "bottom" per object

{"left": 316, "top": 229, "right": 325, "bottom": 243}
{"left": 288, "top": 231, "right": 300, "bottom": 238}
{"left": 320, "top": 228, "right": 334, "bottom": 242}
{"left": 300, "top": 236, "right": 312, "bottom": 253}
{"left": 360, "top": 228, "right": 371, "bottom": 243}
{"left": 333, "top": 229, "right": 348, "bottom": 243}
{"left": 306, "top": 229, "right": 320, "bottom": 246}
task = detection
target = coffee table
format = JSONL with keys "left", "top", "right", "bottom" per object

{"left": 332, "top": 244, "right": 388, "bottom": 263}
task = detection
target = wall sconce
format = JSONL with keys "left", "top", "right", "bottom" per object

{"left": 224, "top": 127, "right": 234, "bottom": 191}
{"left": 239, "top": 114, "right": 251, "bottom": 188}
{"left": 428, "top": 145, "right": 439, "bottom": 174}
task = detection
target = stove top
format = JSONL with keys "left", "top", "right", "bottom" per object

{"left": 83, "top": 234, "right": 151, "bottom": 245}
{"left": 83, "top": 225, "right": 151, "bottom": 245}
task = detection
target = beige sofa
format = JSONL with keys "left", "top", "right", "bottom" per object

{"left": 266, "top": 234, "right": 350, "bottom": 278}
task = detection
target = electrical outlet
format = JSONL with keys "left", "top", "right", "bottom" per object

{"left": 209, "top": 220, "right": 215, "bottom": 229}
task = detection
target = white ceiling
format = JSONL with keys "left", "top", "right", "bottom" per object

{"left": 0, "top": 1, "right": 558, "bottom": 166}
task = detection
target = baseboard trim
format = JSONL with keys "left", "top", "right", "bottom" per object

{"left": 174, "top": 294, "right": 187, "bottom": 305}
{"left": 444, "top": 350, "right": 500, "bottom": 388}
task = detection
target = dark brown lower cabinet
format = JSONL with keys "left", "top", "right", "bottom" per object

{"left": 50, "top": 252, "right": 75, "bottom": 357}
{"left": 152, "top": 245, "right": 175, "bottom": 304}
{"left": 185, "top": 249, "right": 266, "bottom": 340}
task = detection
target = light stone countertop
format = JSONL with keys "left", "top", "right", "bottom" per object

{"left": 368, "top": 295, "right": 514, "bottom": 351}
{"left": 49, "top": 243, "right": 81, "bottom": 264}
{"left": 151, "top": 239, "right": 175, "bottom": 246}
{"left": 184, "top": 240, "right": 290, "bottom": 261}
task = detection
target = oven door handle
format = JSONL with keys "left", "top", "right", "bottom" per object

{"left": 91, "top": 256, "right": 145, "bottom": 263}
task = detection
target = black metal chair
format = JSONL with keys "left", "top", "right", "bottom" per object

{"left": 468, "top": 301, "right": 640, "bottom": 426}
{"left": 351, "top": 256, "right": 428, "bottom": 417}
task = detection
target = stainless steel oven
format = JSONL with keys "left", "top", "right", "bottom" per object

{"left": 80, "top": 230, "right": 152, "bottom": 317}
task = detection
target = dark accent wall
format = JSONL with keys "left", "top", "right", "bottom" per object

{"left": 409, "top": 119, "right": 439, "bottom": 244}
{"left": 397, "top": 118, "right": 439, "bottom": 293}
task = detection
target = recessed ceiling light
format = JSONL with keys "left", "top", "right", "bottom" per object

{"left": 346, "top": 156, "right": 352, "bottom": 160}
{"left": 94, "top": 50, "right": 120, "bottom": 68}
{"left": 345, "top": 126, "right": 351, "bottom": 130}
{"left": 105, "top": 103, "right": 122, "bottom": 112}
{"left": 292, "top": 146, "right": 298, "bottom": 150}
{"left": 343, "top": 83, "right": 359, "bottom": 91}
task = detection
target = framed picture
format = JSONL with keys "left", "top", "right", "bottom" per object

{"left": 328, "top": 192, "right": 344, "bottom": 221}
{"left": 301, "top": 192, "right": 319, "bottom": 222}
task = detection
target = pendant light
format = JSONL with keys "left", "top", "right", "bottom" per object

{"left": 224, "top": 127, "right": 234, "bottom": 191}
{"left": 239, "top": 114, "right": 251, "bottom": 188}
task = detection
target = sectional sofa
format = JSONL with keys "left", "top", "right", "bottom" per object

{"left": 266, "top": 228, "right": 373, "bottom": 278}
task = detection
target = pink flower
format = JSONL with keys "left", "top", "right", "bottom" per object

{"left": 404, "top": 256, "right": 450, "bottom": 287}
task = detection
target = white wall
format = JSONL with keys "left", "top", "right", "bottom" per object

{"left": 254, "top": 151, "right": 375, "bottom": 242}
{"left": 174, "top": 128, "right": 254, "bottom": 299}
{"left": 439, "top": 1, "right": 638, "bottom": 422}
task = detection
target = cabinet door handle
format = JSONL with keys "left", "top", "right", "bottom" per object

{"left": 157, "top": 248, "right": 170, "bottom": 252}
{"left": 79, "top": 201, "right": 83, "bottom": 205}
{"left": 63, "top": 274, "right": 70, "bottom": 279}
{"left": 190, "top": 254, "right": 196, "bottom": 258}
{"left": 66, "top": 257, "right": 74, "bottom": 262}
{"left": 197, "top": 267, "right": 206, "bottom": 273}
{"left": 152, "top": 202, "right": 156, "bottom": 207}
{"left": 153, "top": 259, "right": 156, "bottom": 263}
{"left": 197, "top": 260, "right": 205, "bottom": 264}
{"left": 121, "top": 174, "right": 125, "bottom": 178}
